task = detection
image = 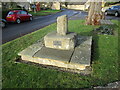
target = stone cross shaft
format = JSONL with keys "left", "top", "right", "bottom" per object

{"left": 57, "top": 15, "right": 68, "bottom": 35}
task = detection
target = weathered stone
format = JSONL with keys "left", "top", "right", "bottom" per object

{"left": 34, "top": 46, "right": 74, "bottom": 63}
{"left": 70, "top": 36, "right": 92, "bottom": 66}
{"left": 21, "top": 55, "right": 86, "bottom": 70}
{"left": 44, "top": 31, "right": 77, "bottom": 50}
{"left": 57, "top": 15, "right": 68, "bottom": 36}
{"left": 18, "top": 39, "right": 44, "bottom": 57}
{"left": 76, "top": 36, "right": 92, "bottom": 47}
{"left": 70, "top": 46, "right": 91, "bottom": 66}
{"left": 44, "top": 15, "right": 77, "bottom": 50}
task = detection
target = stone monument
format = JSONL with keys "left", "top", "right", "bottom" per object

{"left": 44, "top": 15, "right": 77, "bottom": 50}
{"left": 18, "top": 15, "right": 92, "bottom": 74}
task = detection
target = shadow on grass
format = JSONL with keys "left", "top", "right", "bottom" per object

{"left": 113, "top": 23, "right": 119, "bottom": 36}
{"left": 91, "top": 35, "right": 100, "bottom": 62}
{"left": 77, "top": 32, "right": 93, "bottom": 36}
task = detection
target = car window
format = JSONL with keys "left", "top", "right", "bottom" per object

{"left": 118, "top": 6, "right": 120, "bottom": 9}
{"left": 8, "top": 11, "right": 15, "bottom": 15}
{"left": 111, "top": 6, "right": 114, "bottom": 9}
{"left": 111, "top": 6, "right": 120, "bottom": 9}
{"left": 21, "top": 11, "right": 27, "bottom": 14}
{"left": 114, "top": 6, "right": 118, "bottom": 9}
{"left": 17, "top": 11, "right": 21, "bottom": 14}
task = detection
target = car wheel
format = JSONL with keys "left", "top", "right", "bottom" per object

{"left": 29, "top": 17, "right": 33, "bottom": 21}
{"left": 115, "top": 12, "right": 119, "bottom": 17}
{"left": 105, "top": 11, "right": 108, "bottom": 15}
{"left": 16, "top": 19, "right": 21, "bottom": 24}
{"left": 1, "top": 21, "right": 6, "bottom": 28}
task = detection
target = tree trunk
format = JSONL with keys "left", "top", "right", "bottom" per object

{"left": 86, "top": 1, "right": 104, "bottom": 25}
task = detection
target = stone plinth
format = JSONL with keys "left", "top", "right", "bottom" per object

{"left": 34, "top": 46, "right": 74, "bottom": 63}
{"left": 18, "top": 36, "right": 92, "bottom": 72}
{"left": 44, "top": 15, "right": 76, "bottom": 50}
{"left": 44, "top": 31, "right": 77, "bottom": 50}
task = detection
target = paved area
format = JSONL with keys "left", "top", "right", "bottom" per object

{"left": 69, "top": 11, "right": 88, "bottom": 20}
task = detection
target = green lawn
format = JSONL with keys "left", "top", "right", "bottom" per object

{"left": 2, "top": 20, "right": 119, "bottom": 88}
{"left": 29, "top": 9, "right": 61, "bottom": 16}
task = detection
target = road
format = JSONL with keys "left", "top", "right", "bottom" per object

{"left": 69, "top": 10, "right": 120, "bottom": 20}
{"left": 2, "top": 9, "right": 120, "bottom": 44}
{"left": 2, "top": 9, "right": 79, "bottom": 44}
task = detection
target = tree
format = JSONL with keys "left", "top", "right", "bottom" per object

{"left": 85, "top": 0, "right": 104, "bottom": 25}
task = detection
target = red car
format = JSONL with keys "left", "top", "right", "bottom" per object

{"left": 6, "top": 10, "right": 33, "bottom": 24}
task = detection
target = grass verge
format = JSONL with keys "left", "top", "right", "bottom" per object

{"left": 2, "top": 20, "right": 119, "bottom": 88}
{"left": 29, "top": 9, "right": 61, "bottom": 16}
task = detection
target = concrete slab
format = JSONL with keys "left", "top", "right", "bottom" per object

{"left": 34, "top": 46, "right": 74, "bottom": 63}
{"left": 70, "top": 36, "right": 92, "bottom": 66}
{"left": 76, "top": 36, "right": 92, "bottom": 47}
{"left": 18, "top": 39, "right": 44, "bottom": 57}
{"left": 21, "top": 55, "right": 86, "bottom": 70}
{"left": 70, "top": 45, "right": 91, "bottom": 66}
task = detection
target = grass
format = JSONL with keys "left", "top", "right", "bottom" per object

{"left": 2, "top": 20, "right": 119, "bottom": 88}
{"left": 29, "top": 9, "right": 61, "bottom": 16}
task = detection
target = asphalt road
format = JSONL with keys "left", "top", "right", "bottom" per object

{"left": 69, "top": 10, "right": 120, "bottom": 20}
{"left": 2, "top": 9, "right": 120, "bottom": 44}
{"left": 2, "top": 9, "right": 79, "bottom": 44}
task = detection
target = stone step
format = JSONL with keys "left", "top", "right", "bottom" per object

{"left": 18, "top": 36, "right": 92, "bottom": 71}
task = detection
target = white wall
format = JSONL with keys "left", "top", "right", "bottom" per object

{"left": 67, "top": 5, "right": 85, "bottom": 10}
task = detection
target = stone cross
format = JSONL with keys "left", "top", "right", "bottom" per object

{"left": 57, "top": 15, "right": 68, "bottom": 35}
